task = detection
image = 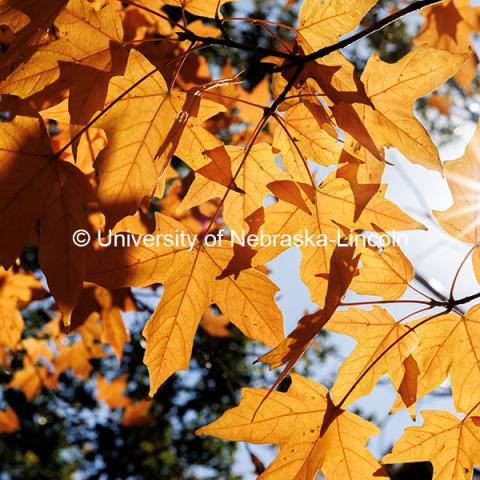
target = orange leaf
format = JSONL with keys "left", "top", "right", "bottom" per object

{"left": 122, "top": 399, "right": 153, "bottom": 427}
{"left": 0, "top": 406, "right": 19, "bottom": 433}
{"left": 96, "top": 374, "right": 132, "bottom": 409}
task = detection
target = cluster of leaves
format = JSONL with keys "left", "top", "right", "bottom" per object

{"left": 1, "top": 0, "right": 480, "bottom": 478}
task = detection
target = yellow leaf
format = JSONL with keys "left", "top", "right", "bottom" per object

{"left": 297, "top": 0, "right": 376, "bottom": 53}
{"left": 0, "top": 267, "right": 44, "bottom": 308}
{"left": 197, "top": 374, "right": 387, "bottom": 480}
{"left": 88, "top": 213, "right": 284, "bottom": 395}
{"left": 0, "top": 0, "right": 67, "bottom": 79}
{"left": 434, "top": 122, "right": 480, "bottom": 243}
{"left": 259, "top": 243, "right": 358, "bottom": 371}
{"left": 144, "top": 243, "right": 284, "bottom": 394}
{"left": 201, "top": 307, "right": 231, "bottom": 337}
{"left": 254, "top": 176, "right": 423, "bottom": 306}
{"left": 427, "top": 94, "right": 454, "bottom": 116}
{"left": 54, "top": 341, "right": 93, "bottom": 380}
{"left": 1, "top": 0, "right": 127, "bottom": 128}
{"left": 80, "top": 49, "right": 224, "bottom": 227}
{"left": 350, "top": 243, "right": 415, "bottom": 300}
{"left": 9, "top": 339, "right": 57, "bottom": 400}
{"left": 383, "top": 410, "right": 480, "bottom": 480}
{"left": 255, "top": 243, "right": 359, "bottom": 406}
{"left": 358, "top": 44, "right": 469, "bottom": 172}
{"left": 327, "top": 307, "right": 419, "bottom": 408}
{"left": 415, "top": 0, "right": 479, "bottom": 93}
{"left": 392, "top": 307, "right": 480, "bottom": 414}
{"left": 100, "top": 306, "right": 129, "bottom": 362}
{"left": 0, "top": 298, "right": 24, "bottom": 350}
{"left": 178, "top": 144, "right": 291, "bottom": 232}
{"left": 272, "top": 102, "right": 341, "bottom": 182}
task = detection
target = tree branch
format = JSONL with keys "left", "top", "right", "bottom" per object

{"left": 177, "top": 29, "right": 293, "bottom": 60}
{"left": 177, "top": 0, "right": 446, "bottom": 71}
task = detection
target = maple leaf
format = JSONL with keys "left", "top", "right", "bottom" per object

{"left": 0, "top": 298, "right": 23, "bottom": 350}
{"left": 296, "top": 0, "right": 376, "bottom": 53}
{"left": 9, "top": 338, "right": 58, "bottom": 400}
{"left": 383, "top": 410, "right": 480, "bottom": 480}
{"left": 178, "top": 143, "right": 292, "bottom": 232}
{"left": 1, "top": 0, "right": 128, "bottom": 130}
{"left": 0, "top": 114, "right": 55, "bottom": 268}
{"left": 0, "top": 0, "right": 68, "bottom": 79}
{"left": 433, "top": 122, "right": 480, "bottom": 281}
{"left": 0, "top": 0, "right": 66, "bottom": 38}
{"left": 356, "top": 44, "right": 469, "bottom": 172}
{"left": 350, "top": 241, "right": 415, "bottom": 301}
{"left": 50, "top": 48, "right": 225, "bottom": 227}
{"left": 415, "top": 0, "right": 480, "bottom": 93}
{"left": 54, "top": 341, "right": 95, "bottom": 380}
{"left": 0, "top": 406, "right": 19, "bottom": 433}
{"left": 293, "top": 0, "right": 377, "bottom": 120}
{"left": 39, "top": 159, "right": 98, "bottom": 326}
{"left": 87, "top": 213, "right": 284, "bottom": 395}
{"left": 253, "top": 175, "right": 423, "bottom": 306}
{"left": 272, "top": 102, "right": 341, "bottom": 183}
{"left": 0, "top": 267, "right": 43, "bottom": 350}
{"left": 200, "top": 307, "right": 231, "bottom": 337}
{"left": 0, "top": 105, "right": 97, "bottom": 321}
{"left": 391, "top": 306, "right": 480, "bottom": 415}
{"left": 0, "top": 267, "right": 44, "bottom": 307}
{"left": 100, "top": 308, "right": 129, "bottom": 361}
{"left": 326, "top": 306, "right": 419, "bottom": 409}
{"left": 122, "top": 399, "right": 153, "bottom": 427}
{"left": 427, "top": 94, "right": 454, "bottom": 116}
{"left": 197, "top": 374, "right": 387, "bottom": 480}
{"left": 96, "top": 374, "right": 133, "bottom": 409}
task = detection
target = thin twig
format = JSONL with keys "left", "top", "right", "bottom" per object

{"left": 449, "top": 245, "right": 476, "bottom": 300}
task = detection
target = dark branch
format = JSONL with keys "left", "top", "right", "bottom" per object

{"left": 177, "top": 0, "right": 447, "bottom": 71}
{"left": 176, "top": 30, "right": 293, "bottom": 60}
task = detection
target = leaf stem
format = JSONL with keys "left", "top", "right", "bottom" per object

{"left": 340, "top": 299, "right": 432, "bottom": 307}
{"left": 449, "top": 245, "right": 476, "bottom": 300}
